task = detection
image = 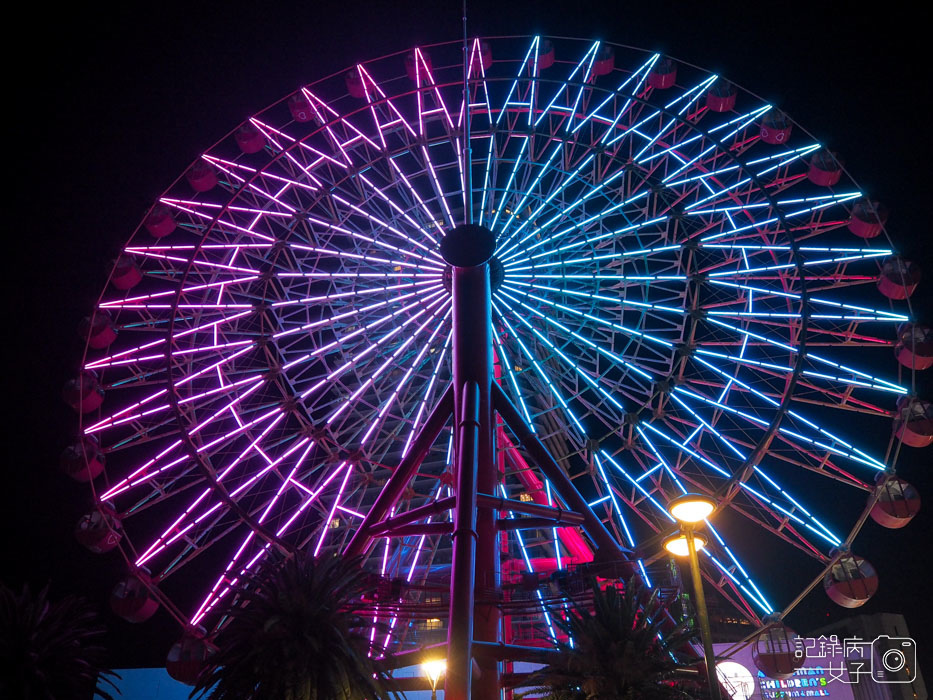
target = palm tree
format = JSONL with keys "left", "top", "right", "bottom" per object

{"left": 191, "top": 553, "right": 398, "bottom": 700}
{"left": 522, "top": 576, "right": 700, "bottom": 700}
{"left": 0, "top": 580, "right": 119, "bottom": 700}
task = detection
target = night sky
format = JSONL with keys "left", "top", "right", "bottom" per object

{"left": 7, "top": 0, "right": 931, "bottom": 673}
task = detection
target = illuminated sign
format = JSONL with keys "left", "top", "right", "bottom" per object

{"left": 714, "top": 642, "right": 856, "bottom": 700}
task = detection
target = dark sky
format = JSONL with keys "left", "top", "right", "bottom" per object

{"left": 7, "top": 0, "right": 931, "bottom": 672}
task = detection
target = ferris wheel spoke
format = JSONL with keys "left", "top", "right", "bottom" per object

{"left": 400, "top": 331, "right": 452, "bottom": 459}
{"left": 532, "top": 40, "right": 600, "bottom": 129}
{"left": 282, "top": 165, "right": 444, "bottom": 260}
{"left": 493, "top": 150, "right": 598, "bottom": 260}
{"left": 570, "top": 52, "right": 658, "bottom": 140}
{"left": 463, "top": 37, "right": 494, "bottom": 123}
{"left": 662, "top": 393, "right": 849, "bottom": 548}
{"left": 498, "top": 185, "right": 651, "bottom": 265}
{"left": 662, "top": 142, "right": 816, "bottom": 191}
{"left": 700, "top": 314, "right": 904, "bottom": 395}
{"left": 354, "top": 64, "right": 457, "bottom": 228}
{"left": 501, "top": 200, "right": 661, "bottom": 267}
{"left": 100, "top": 439, "right": 186, "bottom": 501}
{"left": 300, "top": 89, "right": 446, "bottom": 241}
{"left": 269, "top": 278, "right": 439, "bottom": 310}
{"left": 691, "top": 193, "right": 863, "bottom": 245}
{"left": 733, "top": 471, "right": 843, "bottom": 551}
{"left": 325, "top": 299, "right": 451, "bottom": 431}
{"left": 88, "top": 339, "right": 255, "bottom": 372}
{"left": 703, "top": 522, "right": 775, "bottom": 616}
{"left": 353, "top": 307, "right": 452, "bottom": 450}
{"left": 285, "top": 238, "right": 444, "bottom": 271}
{"left": 185, "top": 161, "right": 297, "bottom": 219}
{"left": 409, "top": 48, "right": 465, "bottom": 197}
{"left": 121, "top": 242, "right": 263, "bottom": 274}
{"left": 675, "top": 366, "right": 888, "bottom": 476}
{"left": 495, "top": 37, "right": 547, "bottom": 129}
{"left": 493, "top": 302, "right": 586, "bottom": 437}
{"left": 294, "top": 289, "right": 448, "bottom": 402}
{"left": 603, "top": 72, "right": 716, "bottom": 153}
{"left": 98, "top": 276, "right": 260, "bottom": 312}
{"left": 493, "top": 325, "right": 537, "bottom": 430}
{"left": 191, "top": 454, "right": 355, "bottom": 625}
{"left": 630, "top": 75, "right": 717, "bottom": 162}
{"left": 495, "top": 293, "right": 631, "bottom": 415}
{"left": 497, "top": 486, "right": 560, "bottom": 645}
{"left": 502, "top": 279, "right": 685, "bottom": 318}
{"left": 496, "top": 141, "right": 565, "bottom": 236}
{"left": 594, "top": 448, "right": 773, "bottom": 614}
{"left": 272, "top": 283, "right": 444, "bottom": 344}
{"left": 647, "top": 103, "right": 770, "bottom": 176}
{"left": 583, "top": 451, "right": 653, "bottom": 585}
{"left": 87, "top": 372, "right": 264, "bottom": 440}
{"left": 160, "top": 194, "right": 294, "bottom": 225}
{"left": 497, "top": 148, "right": 592, "bottom": 257}
{"left": 488, "top": 137, "right": 530, "bottom": 233}
{"left": 496, "top": 286, "right": 658, "bottom": 387}
{"left": 599, "top": 436, "right": 775, "bottom": 616}
{"left": 683, "top": 144, "right": 822, "bottom": 211}
{"left": 85, "top": 344, "right": 261, "bottom": 435}
{"left": 503, "top": 236, "right": 676, "bottom": 272}
{"left": 133, "top": 486, "right": 214, "bottom": 568}
{"left": 692, "top": 345, "right": 904, "bottom": 396}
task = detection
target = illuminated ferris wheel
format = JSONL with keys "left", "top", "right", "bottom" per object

{"left": 64, "top": 35, "right": 926, "bottom": 686}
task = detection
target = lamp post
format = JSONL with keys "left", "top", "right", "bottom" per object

{"left": 664, "top": 494, "right": 721, "bottom": 700}
{"left": 422, "top": 658, "right": 446, "bottom": 700}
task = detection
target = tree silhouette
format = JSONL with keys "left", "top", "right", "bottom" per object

{"left": 0, "top": 580, "right": 119, "bottom": 700}
{"left": 191, "top": 554, "right": 397, "bottom": 700}
{"left": 523, "top": 577, "right": 700, "bottom": 700}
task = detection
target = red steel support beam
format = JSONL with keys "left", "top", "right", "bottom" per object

{"left": 493, "top": 381, "right": 633, "bottom": 576}
{"left": 477, "top": 493, "right": 585, "bottom": 525}
{"left": 378, "top": 522, "right": 454, "bottom": 537}
{"left": 344, "top": 385, "right": 453, "bottom": 558}
{"left": 496, "top": 517, "right": 575, "bottom": 531}
{"left": 367, "top": 496, "right": 456, "bottom": 536}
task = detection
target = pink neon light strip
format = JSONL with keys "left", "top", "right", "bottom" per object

{"left": 191, "top": 455, "right": 345, "bottom": 624}
{"left": 98, "top": 276, "right": 259, "bottom": 310}
{"left": 86, "top": 347, "right": 259, "bottom": 434}
{"left": 270, "top": 278, "right": 436, "bottom": 308}
{"left": 327, "top": 298, "right": 450, "bottom": 427}
{"left": 286, "top": 240, "right": 443, "bottom": 271}
{"left": 124, "top": 246, "right": 262, "bottom": 274}
{"left": 274, "top": 283, "right": 443, "bottom": 343}
{"left": 84, "top": 310, "right": 252, "bottom": 370}
{"left": 357, "top": 304, "right": 452, "bottom": 446}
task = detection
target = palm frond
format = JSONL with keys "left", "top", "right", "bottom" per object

{"left": 191, "top": 554, "right": 398, "bottom": 700}
{"left": 522, "top": 577, "right": 702, "bottom": 700}
{"left": 0, "top": 580, "right": 119, "bottom": 700}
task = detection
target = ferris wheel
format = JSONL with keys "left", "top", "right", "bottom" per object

{"left": 64, "top": 35, "right": 927, "bottom": 686}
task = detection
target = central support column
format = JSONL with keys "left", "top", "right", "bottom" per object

{"left": 442, "top": 224, "right": 500, "bottom": 700}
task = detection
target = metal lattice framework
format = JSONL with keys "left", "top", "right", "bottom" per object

{"left": 75, "top": 36, "right": 913, "bottom": 671}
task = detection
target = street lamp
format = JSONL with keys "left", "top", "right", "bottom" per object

{"left": 422, "top": 658, "right": 446, "bottom": 700}
{"left": 665, "top": 494, "right": 721, "bottom": 700}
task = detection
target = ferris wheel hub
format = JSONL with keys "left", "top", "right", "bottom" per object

{"left": 440, "top": 224, "right": 496, "bottom": 267}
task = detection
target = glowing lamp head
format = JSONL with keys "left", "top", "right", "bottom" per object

{"left": 422, "top": 658, "right": 447, "bottom": 688}
{"left": 667, "top": 494, "right": 716, "bottom": 523}
{"left": 663, "top": 532, "right": 708, "bottom": 557}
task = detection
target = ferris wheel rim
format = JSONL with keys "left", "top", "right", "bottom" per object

{"left": 71, "top": 35, "right": 917, "bottom": 639}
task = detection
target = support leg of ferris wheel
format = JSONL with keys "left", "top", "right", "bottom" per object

{"left": 442, "top": 224, "right": 498, "bottom": 700}
{"left": 347, "top": 223, "right": 633, "bottom": 698}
